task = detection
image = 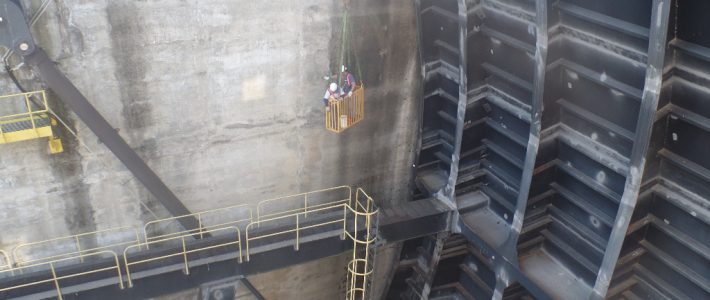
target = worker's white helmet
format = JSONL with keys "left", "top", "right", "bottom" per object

{"left": 329, "top": 83, "right": 338, "bottom": 92}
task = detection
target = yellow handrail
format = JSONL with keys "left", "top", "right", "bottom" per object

{"left": 256, "top": 185, "right": 351, "bottom": 225}
{"left": 12, "top": 226, "right": 141, "bottom": 268}
{"left": 1, "top": 186, "right": 378, "bottom": 299}
{"left": 0, "top": 90, "right": 57, "bottom": 151}
{"left": 0, "top": 251, "right": 124, "bottom": 300}
{"left": 0, "top": 90, "right": 49, "bottom": 122}
{"left": 245, "top": 203, "right": 349, "bottom": 261}
{"left": 123, "top": 226, "right": 241, "bottom": 288}
{"left": 325, "top": 85, "right": 365, "bottom": 133}
{"left": 0, "top": 250, "right": 13, "bottom": 275}
{"left": 0, "top": 111, "right": 49, "bottom": 121}
{"left": 0, "top": 90, "right": 47, "bottom": 101}
{"left": 143, "top": 204, "right": 252, "bottom": 244}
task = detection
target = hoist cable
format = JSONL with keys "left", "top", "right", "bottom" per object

{"left": 338, "top": 9, "right": 349, "bottom": 88}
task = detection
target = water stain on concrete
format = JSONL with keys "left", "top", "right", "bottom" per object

{"left": 106, "top": 2, "right": 154, "bottom": 132}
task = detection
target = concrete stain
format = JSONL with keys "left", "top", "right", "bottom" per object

{"left": 106, "top": 2, "right": 155, "bottom": 132}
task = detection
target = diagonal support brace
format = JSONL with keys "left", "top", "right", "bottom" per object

{"left": 0, "top": 0, "right": 199, "bottom": 233}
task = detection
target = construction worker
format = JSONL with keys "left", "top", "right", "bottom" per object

{"left": 323, "top": 82, "right": 342, "bottom": 107}
{"left": 341, "top": 66, "right": 358, "bottom": 96}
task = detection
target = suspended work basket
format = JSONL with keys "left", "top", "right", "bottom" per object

{"left": 325, "top": 85, "right": 365, "bottom": 133}
{"left": 324, "top": 0, "right": 366, "bottom": 134}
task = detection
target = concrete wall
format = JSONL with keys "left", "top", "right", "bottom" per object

{"left": 0, "top": 0, "right": 419, "bottom": 298}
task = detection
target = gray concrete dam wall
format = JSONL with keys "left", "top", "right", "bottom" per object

{"left": 0, "top": 0, "right": 419, "bottom": 298}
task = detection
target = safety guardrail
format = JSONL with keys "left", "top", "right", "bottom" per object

{"left": 245, "top": 203, "right": 348, "bottom": 261}
{"left": 123, "top": 227, "right": 241, "bottom": 288}
{"left": 0, "top": 186, "right": 378, "bottom": 299}
{"left": 0, "top": 90, "right": 49, "bottom": 142}
{"left": 0, "top": 250, "right": 12, "bottom": 275}
{"left": 0, "top": 251, "right": 123, "bottom": 300}
{"left": 12, "top": 226, "right": 141, "bottom": 270}
{"left": 326, "top": 85, "right": 365, "bottom": 133}
{"left": 143, "top": 204, "right": 252, "bottom": 245}
{"left": 256, "top": 186, "right": 352, "bottom": 225}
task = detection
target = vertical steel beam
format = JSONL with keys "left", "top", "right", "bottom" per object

{"left": 590, "top": 1, "right": 672, "bottom": 298}
{"left": 503, "top": 0, "right": 550, "bottom": 255}
{"left": 441, "top": 0, "right": 468, "bottom": 227}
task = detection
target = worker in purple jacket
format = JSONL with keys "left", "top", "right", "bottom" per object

{"left": 341, "top": 66, "right": 358, "bottom": 96}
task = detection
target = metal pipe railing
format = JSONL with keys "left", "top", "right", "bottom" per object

{"left": 0, "top": 251, "right": 124, "bottom": 300}
{"left": 123, "top": 226, "right": 242, "bottom": 288}
{"left": 256, "top": 186, "right": 352, "bottom": 226}
{"left": 245, "top": 203, "right": 348, "bottom": 261}
{"left": 0, "top": 90, "right": 50, "bottom": 143}
{"left": 1, "top": 186, "right": 378, "bottom": 299}
{"left": 143, "top": 204, "right": 252, "bottom": 245}
{"left": 0, "top": 250, "right": 13, "bottom": 275}
{"left": 12, "top": 226, "right": 141, "bottom": 270}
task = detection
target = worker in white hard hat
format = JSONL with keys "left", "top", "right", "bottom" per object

{"left": 323, "top": 82, "right": 342, "bottom": 107}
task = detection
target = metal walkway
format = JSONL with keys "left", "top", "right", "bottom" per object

{"left": 0, "top": 187, "right": 409, "bottom": 300}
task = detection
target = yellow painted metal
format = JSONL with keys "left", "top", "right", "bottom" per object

{"left": 0, "top": 90, "right": 62, "bottom": 153}
{"left": 325, "top": 85, "right": 365, "bottom": 133}
{"left": 49, "top": 137, "right": 64, "bottom": 154}
{"left": 0, "top": 251, "right": 124, "bottom": 299}
{"left": 0, "top": 123, "right": 53, "bottom": 143}
{"left": 345, "top": 188, "right": 378, "bottom": 300}
{"left": 123, "top": 226, "right": 242, "bottom": 288}
{"left": 256, "top": 186, "right": 352, "bottom": 226}
{"left": 12, "top": 226, "right": 141, "bottom": 268}
{"left": 0, "top": 249, "right": 13, "bottom": 275}
{"left": 2, "top": 186, "right": 378, "bottom": 299}
{"left": 245, "top": 203, "right": 348, "bottom": 261}
{"left": 143, "top": 204, "right": 252, "bottom": 246}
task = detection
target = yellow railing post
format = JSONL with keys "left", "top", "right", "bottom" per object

{"left": 295, "top": 214, "right": 300, "bottom": 251}
{"left": 304, "top": 194, "right": 308, "bottom": 219}
{"left": 181, "top": 236, "right": 189, "bottom": 275}
{"left": 134, "top": 229, "right": 142, "bottom": 251}
{"left": 245, "top": 228, "right": 251, "bottom": 262}
{"left": 237, "top": 230, "right": 243, "bottom": 264}
{"left": 75, "top": 236, "right": 83, "bottom": 263}
{"left": 41, "top": 90, "right": 48, "bottom": 110}
{"left": 49, "top": 262, "right": 63, "bottom": 300}
{"left": 197, "top": 213, "right": 204, "bottom": 239}
{"left": 113, "top": 254, "right": 125, "bottom": 290}
{"left": 0, "top": 250, "right": 13, "bottom": 276}
{"left": 123, "top": 250, "right": 133, "bottom": 288}
{"left": 342, "top": 205, "right": 347, "bottom": 240}
{"left": 24, "top": 94, "right": 37, "bottom": 134}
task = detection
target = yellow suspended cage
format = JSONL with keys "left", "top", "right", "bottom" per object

{"left": 325, "top": 0, "right": 365, "bottom": 134}
{"left": 325, "top": 84, "right": 365, "bottom": 133}
{"left": 0, "top": 90, "right": 63, "bottom": 153}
